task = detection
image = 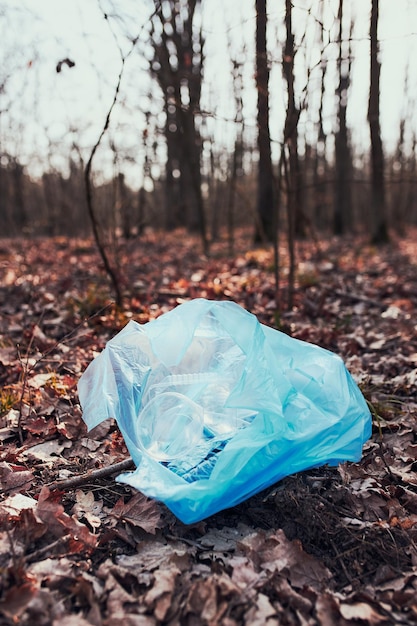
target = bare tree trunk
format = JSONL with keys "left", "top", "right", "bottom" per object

{"left": 390, "top": 119, "right": 406, "bottom": 236}
{"left": 407, "top": 134, "right": 417, "bottom": 222}
{"left": 163, "top": 84, "right": 183, "bottom": 230}
{"left": 138, "top": 123, "right": 152, "bottom": 236}
{"left": 282, "top": 0, "right": 301, "bottom": 307}
{"left": 334, "top": 0, "right": 352, "bottom": 235}
{"left": 227, "top": 54, "right": 244, "bottom": 254}
{"left": 151, "top": 0, "right": 207, "bottom": 252}
{"left": 368, "top": 0, "right": 389, "bottom": 243}
{"left": 254, "top": 0, "right": 275, "bottom": 243}
{"left": 283, "top": 0, "right": 305, "bottom": 240}
{"left": 12, "top": 160, "right": 27, "bottom": 233}
{"left": 313, "top": 3, "right": 328, "bottom": 231}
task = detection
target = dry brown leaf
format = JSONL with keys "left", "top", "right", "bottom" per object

{"left": 0, "top": 461, "right": 34, "bottom": 494}
{"left": 113, "top": 541, "right": 192, "bottom": 575}
{"left": 28, "top": 557, "right": 77, "bottom": 583}
{"left": 35, "top": 486, "right": 98, "bottom": 553}
{"left": 0, "top": 493, "right": 37, "bottom": 516}
{"left": 199, "top": 524, "right": 252, "bottom": 551}
{"left": 339, "top": 601, "right": 387, "bottom": 624}
{"left": 244, "top": 592, "right": 279, "bottom": 626}
{"left": 0, "top": 347, "right": 16, "bottom": 366}
{"left": 27, "top": 372, "right": 55, "bottom": 389}
{"left": 111, "top": 492, "right": 162, "bottom": 534}
{"left": 229, "top": 555, "right": 260, "bottom": 589}
{"left": 238, "top": 529, "right": 331, "bottom": 590}
{"left": 186, "top": 577, "right": 219, "bottom": 624}
{"left": 273, "top": 577, "right": 314, "bottom": 615}
{"left": 19, "top": 439, "right": 72, "bottom": 464}
{"left": 72, "top": 489, "right": 104, "bottom": 530}
{"left": 102, "top": 572, "right": 155, "bottom": 624}
{"left": 144, "top": 567, "right": 179, "bottom": 621}
{"left": 56, "top": 407, "right": 87, "bottom": 440}
{"left": 0, "top": 576, "right": 39, "bottom": 621}
{"left": 186, "top": 574, "right": 240, "bottom": 625}
{"left": 315, "top": 592, "right": 342, "bottom": 626}
{"left": 105, "top": 617, "right": 157, "bottom": 626}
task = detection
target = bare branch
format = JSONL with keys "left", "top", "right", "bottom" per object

{"left": 48, "top": 457, "right": 135, "bottom": 491}
{"left": 84, "top": 2, "right": 163, "bottom": 305}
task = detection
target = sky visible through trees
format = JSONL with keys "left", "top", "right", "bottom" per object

{"left": 1, "top": 0, "right": 416, "bottom": 187}
{"left": 1, "top": 0, "right": 417, "bottom": 245}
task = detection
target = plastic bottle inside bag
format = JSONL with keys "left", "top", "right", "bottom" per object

{"left": 135, "top": 376, "right": 257, "bottom": 478}
{"left": 134, "top": 322, "right": 257, "bottom": 478}
{"left": 135, "top": 391, "right": 204, "bottom": 461}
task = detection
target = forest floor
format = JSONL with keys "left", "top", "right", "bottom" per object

{"left": 0, "top": 229, "right": 417, "bottom": 625}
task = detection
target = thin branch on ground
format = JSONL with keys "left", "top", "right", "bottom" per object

{"left": 48, "top": 457, "right": 135, "bottom": 491}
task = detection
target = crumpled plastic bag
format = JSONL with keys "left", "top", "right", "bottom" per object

{"left": 78, "top": 298, "right": 372, "bottom": 524}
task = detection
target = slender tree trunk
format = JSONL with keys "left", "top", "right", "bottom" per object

{"left": 12, "top": 160, "right": 27, "bottom": 233}
{"left": 281, "top": 0, "right": 301, "bottom": 307}
{"left": 163, "top": 85, "right": 183, "bottom": 230}
{"left": 137, "top": 123, "right": 151, "bottom": 235}
{"left": 208, "top": 141, "right": 219, "bottom": 241}
{"left": 334, "top": 0, "right": 352, "bottom": 235}
{"left": 368, "top": 0, "right": 389, "bottom": 243}
{"left": 408, "top": 134, "right": 417, "bottom": 222}
{"left": 313, "top": 3, "right": 328, "bottom": 231}
{"left": 283, "top": 0, "right": 305, "bottom": 239}
{"left": 254, "top": 0, "right": 275, "bottom": 243}
{"left": 227, "top": 54, "right": 244, "bottom": 254}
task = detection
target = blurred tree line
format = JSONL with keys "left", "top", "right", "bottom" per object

{"left": 0, "top": 0, "right": 416, "bottom": 244}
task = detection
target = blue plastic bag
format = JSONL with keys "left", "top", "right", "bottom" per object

{"left": 78, "top": 298, "right": 371, "bottom": 524}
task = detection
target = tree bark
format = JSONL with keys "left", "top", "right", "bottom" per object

{"left": 368, "top": 0, "right": 389, "bottom": 243}
{"left": 313, "top": 2, "right": 328, "bottom": 231}
{"left": 334, "top": 0, "right": 352, "bottom": 235}
{"left": 151, "top": 0, "right": 207, "bottom": 252}
{"left": 283, "top": 0, "right": 305, "bottom": 239}
{"left": 254, "top": 0, "right": 275, "bottom": 243}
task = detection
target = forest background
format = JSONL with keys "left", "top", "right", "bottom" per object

{"left": 1, "top": 0, "right": 417, "bottom": 256}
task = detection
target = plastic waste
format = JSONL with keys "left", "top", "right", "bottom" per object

{"left": 78, "top": 298, "right": 372, "bottom": 524}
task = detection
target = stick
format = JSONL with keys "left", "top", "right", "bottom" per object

{"left": 332, "top": 289, "right": 386, "bottom": 309}
{"left": 48, "top": 457, "right": 135, "bottom": 491}
{"left": 26, "top": 535, "right": 70, "bottom": 563}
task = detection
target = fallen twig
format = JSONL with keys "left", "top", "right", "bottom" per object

{"left": 26, "top": 535, "right": 70, "bottom": 563}
{"left": 48, "top": 457, "right": 135, "bottom": 491}
{"left": 331, "top": 289, "right": 386, "bottom": 309}
{"left": 329, "top": 537, "right": 353, "bottom": 585}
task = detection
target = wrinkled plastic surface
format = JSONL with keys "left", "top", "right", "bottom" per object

{"left": 78, "top": 298, "right": 372, "bottom": 524}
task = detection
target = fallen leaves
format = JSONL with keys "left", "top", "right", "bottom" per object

{"left": 35, "top": 486, "right": 98, "bottom": 552}
{"left": 1, "top": 232, "right": 417, "bottom": 624}
{"left": 238, "top": 529, "right": 332, "bottom": 590}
